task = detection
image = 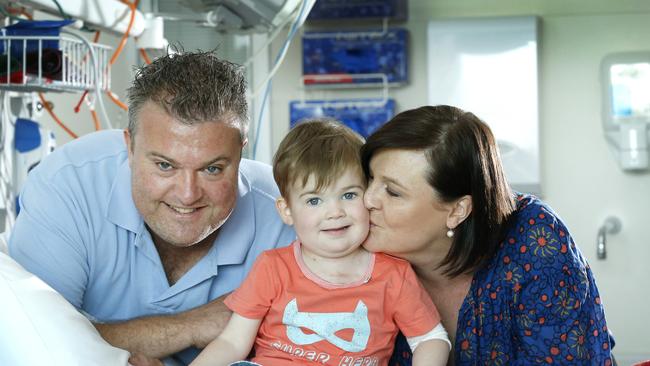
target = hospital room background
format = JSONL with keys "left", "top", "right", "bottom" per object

{"left": 0, "top": 0, "right": 648, "bottom": 364}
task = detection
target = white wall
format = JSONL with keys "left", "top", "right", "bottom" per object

{"left": 541, "top": 12, "right": 650, "bottom": 362}
{"left": 269, "top": 0, "right": 650, "bottom": 361}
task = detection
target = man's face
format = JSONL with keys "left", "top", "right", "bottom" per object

{"left": 125, "top": 101, "right": 244, "bottom": 248}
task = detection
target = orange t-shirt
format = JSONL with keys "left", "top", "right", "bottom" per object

{"left": 224, "top": 240, "right": 441, "bottom": 366}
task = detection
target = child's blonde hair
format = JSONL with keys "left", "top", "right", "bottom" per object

{"left": 273, "top": 118, "right": 365, "bottom": 199}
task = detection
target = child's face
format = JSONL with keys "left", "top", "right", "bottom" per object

{"left": 276, "top": 167, "right": 370, "bottom": 258}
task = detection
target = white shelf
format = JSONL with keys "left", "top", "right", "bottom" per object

{"left": 0, "top": 34, "right": 111, "bottom": 93}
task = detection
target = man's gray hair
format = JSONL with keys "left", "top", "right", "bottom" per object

{"left": 126, "top": 49, "right": 248, "bottom": 141}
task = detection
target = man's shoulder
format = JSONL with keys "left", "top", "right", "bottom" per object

{"left": 239, "top": 159, "right": 281, "bottom": 201}
{"left": 55, "top": 129, "right": 125, "bottom": 157}
{"left": 36, "top": 130, "right": 127, "bottom": 179}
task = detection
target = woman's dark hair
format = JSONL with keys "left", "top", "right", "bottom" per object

{"left": 361, "top": 105, "right": 515, "bottom": 277}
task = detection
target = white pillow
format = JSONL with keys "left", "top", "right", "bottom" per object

{"left": 0, "top": 252, "right": 131, "bottom": 365}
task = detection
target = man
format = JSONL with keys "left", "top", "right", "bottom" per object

{"left": 8, "top": 51, "right": 295, "bottom": 364}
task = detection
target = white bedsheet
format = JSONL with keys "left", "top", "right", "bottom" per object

{"left": 0, "top": 252, "right": 131, "bottom": 365}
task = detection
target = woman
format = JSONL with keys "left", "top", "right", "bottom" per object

{"left": 362, "top": 105, "right": 614, "bottom": 365}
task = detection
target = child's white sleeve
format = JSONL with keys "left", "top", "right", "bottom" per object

{"left": 406, "top": 323, "right": 452, "bottom": 352}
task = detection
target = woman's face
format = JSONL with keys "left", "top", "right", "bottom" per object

{"left": 363, "top": 149, "right": 452, "bottom": 262}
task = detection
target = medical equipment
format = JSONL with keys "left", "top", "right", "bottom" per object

{"left": 601, "top": 51, "right": 650, "bottom": 171}
{"left": 0, "top": 15, "right": 112, "bottom": 239}
{"left": 13, "top": 117, "right": 55, "bottom": 214}
{"left": 0, "top": 92, "right": 57, "bottom": 237}
{"left": 178, "top": 0, "right": 307, "bottom": 32}
{"left": 0, "top": 23, "right": 112, "bottom": 93}
{"left": 290, "top": 98, "right": 395, "bottom": 138}
{"left": 302, "top": 28, "right": 409, "bottom": 86}
{"left": 307, "top": 0, "right": 408, "bottom": 21}
{"left": 10, "top": 0, "right": 146, "bottom": 36}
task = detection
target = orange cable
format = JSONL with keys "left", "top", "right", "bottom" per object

{"left": 104, "top": 0, "right": 138, "bottom": 111}
{"left": 106, "top": 91, "right": 128, "bottom": 111}
{"left": 74, "top": 91, "right": 102, "bottom": 131}
{"left": 90, "top": 109, "right": 101, "bottom": 131}
{"left": 38, "top": 93, "right": 78, "bottom": 139}
{"left": 7, "top": 7, "right": 33, "bottom": 20}
{"left": 109, "top": 1, "right": 136, "bottom": 66}
{"left": 73, "top": 91, "right": 89, "bottom": 113}
{"left": 18, "top": 9, "right": 33, "bottom": 20}
{"left": 139, "top": 48, "right": 152, "bottom": 64}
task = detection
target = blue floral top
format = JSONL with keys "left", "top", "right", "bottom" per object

{"left": 390, "top": 194, "right": 614, "bottom": 365}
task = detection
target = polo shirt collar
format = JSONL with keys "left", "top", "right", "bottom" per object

{"left": 106, "top": 158, "right": 141, "bottom": 233}
{"left": 157, "top": 173, "right": 255, "bottom": 301}
{"left": 210, "top": 171, "right": 254, "bottom": 266}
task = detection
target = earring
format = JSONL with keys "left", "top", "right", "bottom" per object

{"left": 446, "top": 229, "right": 454, "bottom": 238}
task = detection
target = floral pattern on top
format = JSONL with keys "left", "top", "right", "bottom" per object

{"left": 390, "top": 194, "right": 614, "bottom": 365}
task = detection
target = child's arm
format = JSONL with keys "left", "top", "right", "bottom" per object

{"left": 411, "top": 338, "right": 450, "bottom": 366}
{"left": 407, "top": 323, "right": 451, "bottom": 366}
{"left": 189, "top": 313, "right": 262, "bottom": 366}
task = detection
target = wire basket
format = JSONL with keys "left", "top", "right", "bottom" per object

{"left": 0, "top": 34, "right": 111, "bottom": 93}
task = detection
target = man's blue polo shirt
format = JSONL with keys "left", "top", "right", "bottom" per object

{"left": 9, "top": 129, "right": 295, "bottom": 363}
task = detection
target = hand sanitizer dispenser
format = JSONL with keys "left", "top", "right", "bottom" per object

{"left": 601, "top": 52, "right": 650, "bottom": 171}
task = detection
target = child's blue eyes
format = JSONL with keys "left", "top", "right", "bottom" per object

{"left": 306, "top": 197, "right": 322, "bottom": 206}
{"left": 305, "top": 192, "right": 358, "bottom": 206}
